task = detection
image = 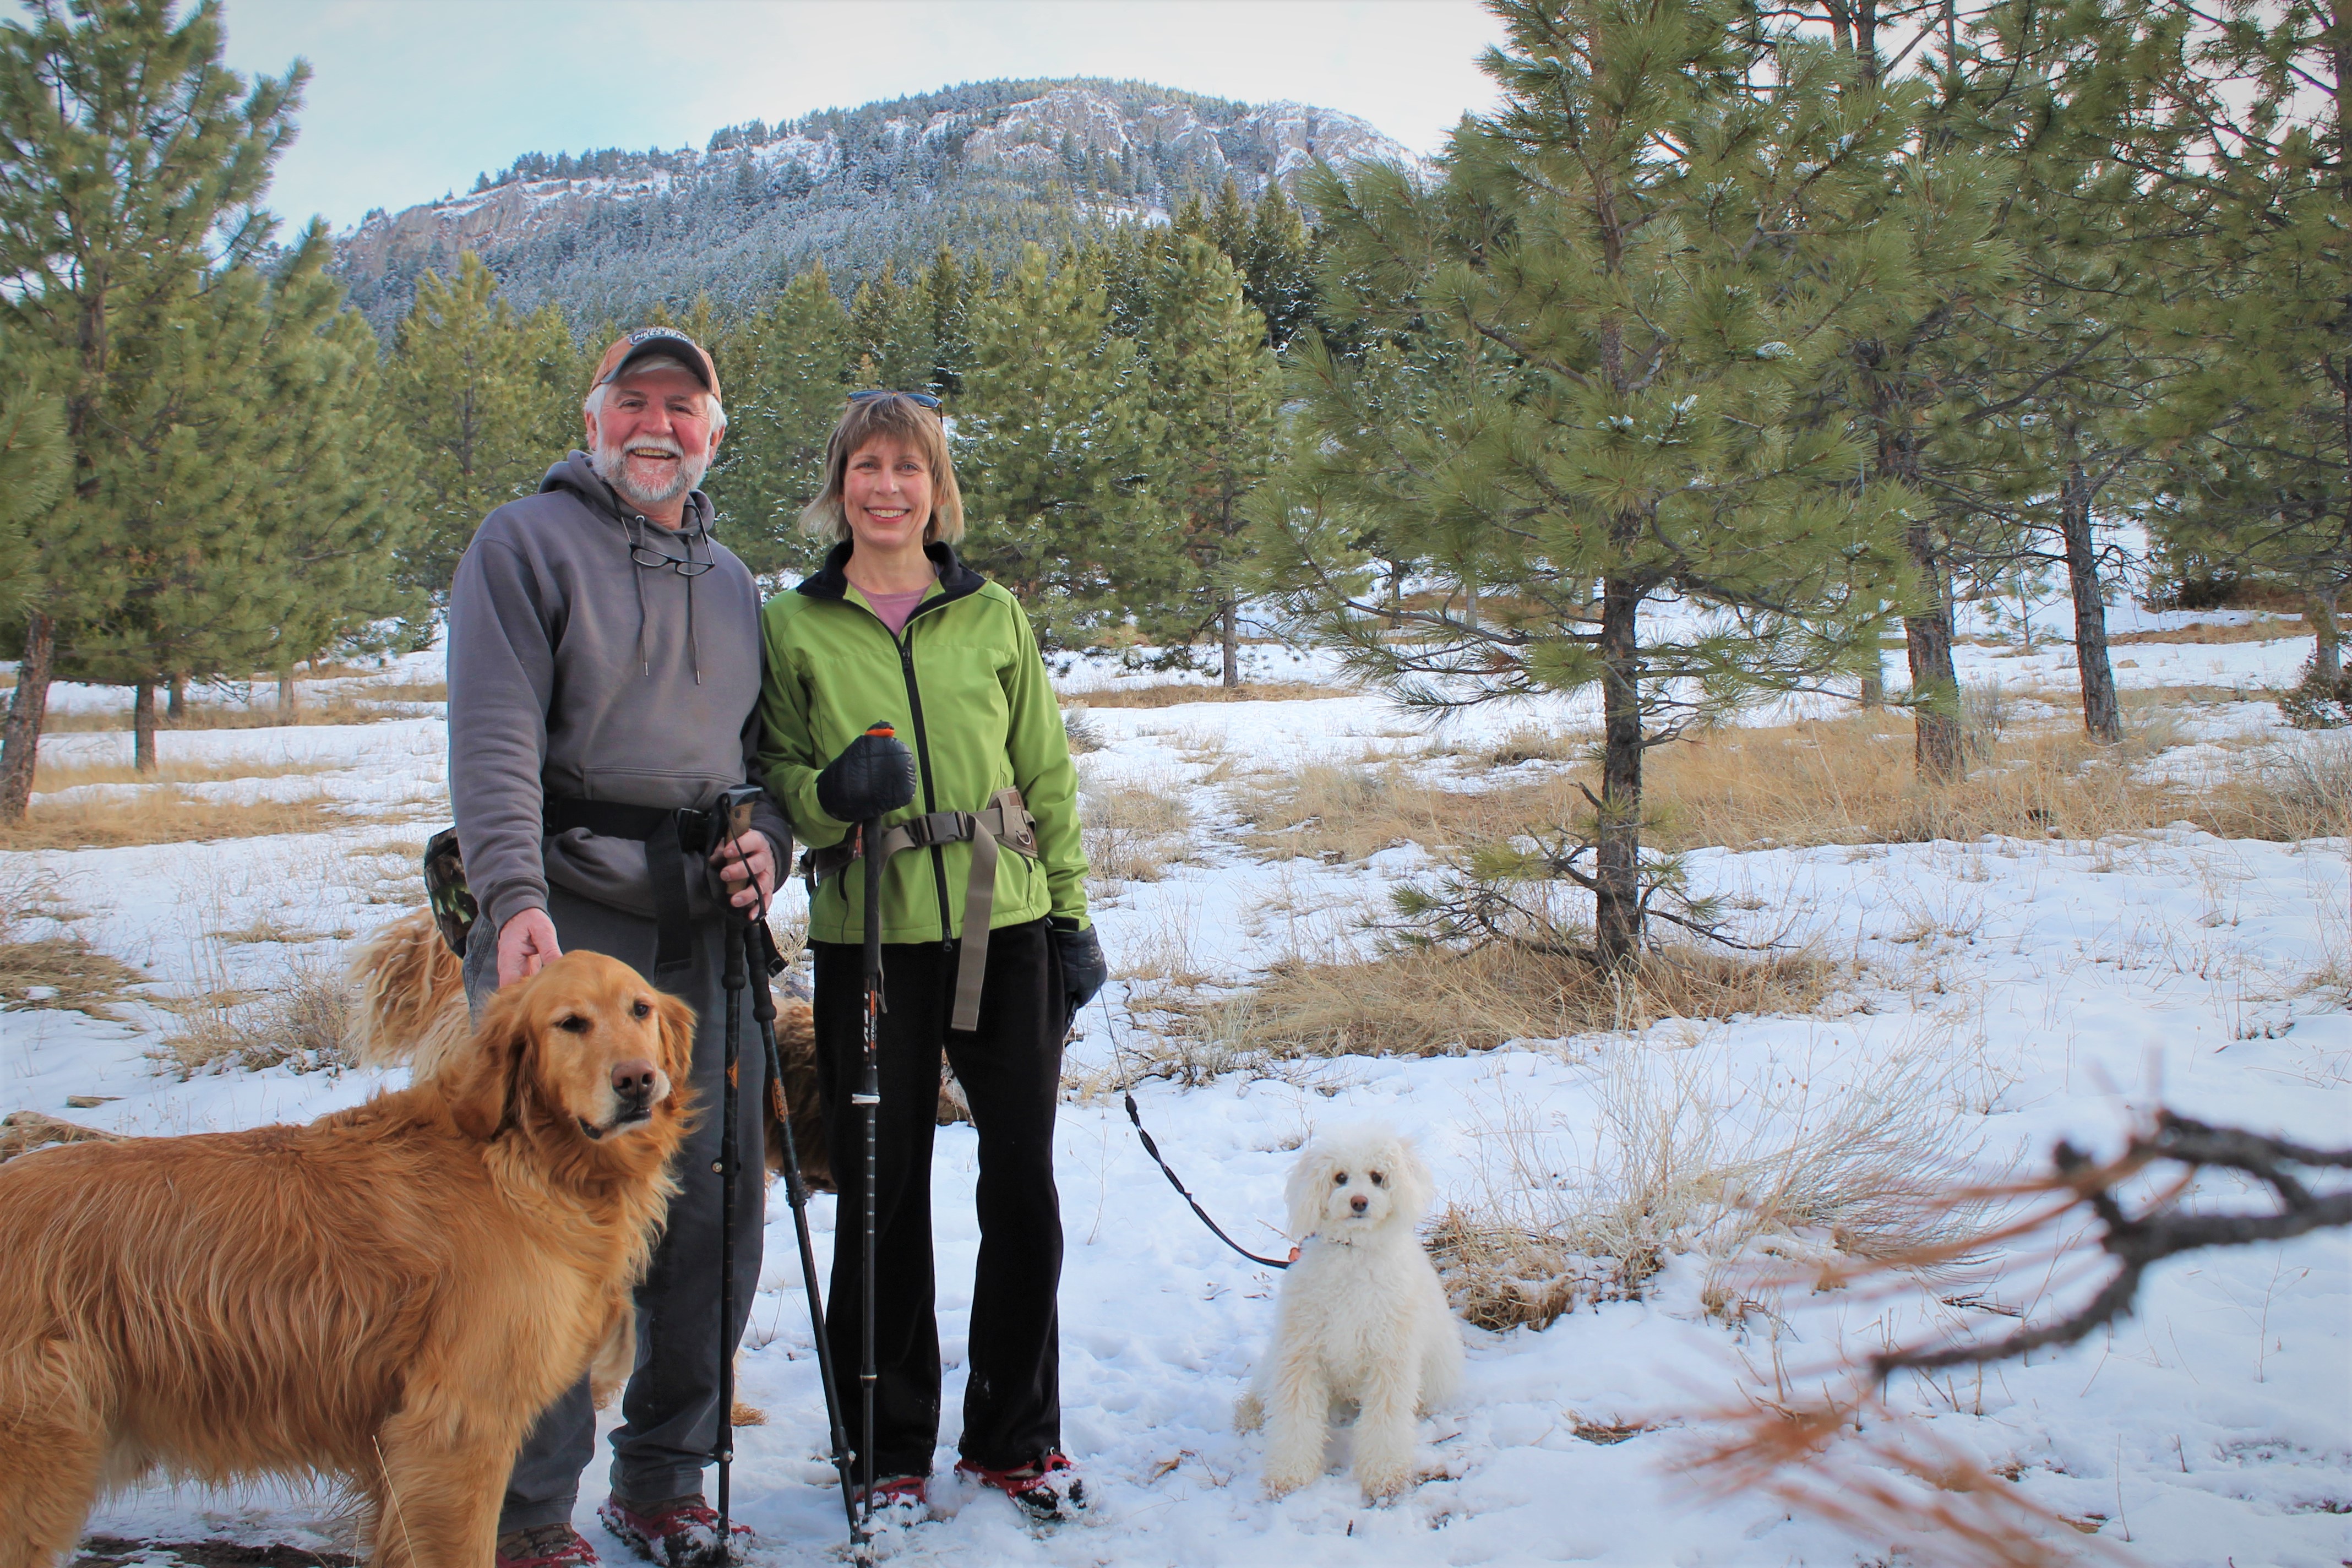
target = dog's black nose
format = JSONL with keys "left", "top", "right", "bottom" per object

{"left": 1349, "top": 1194, "right": 1368, "bottom": 1213}
{"left": 611, "top": 1059, "right": 658, "bottom": 1103}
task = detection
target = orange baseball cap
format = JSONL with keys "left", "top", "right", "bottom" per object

{"left": 590, "top": 328, "right": 721, "bottom": 403}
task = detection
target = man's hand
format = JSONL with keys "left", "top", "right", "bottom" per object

{"left": 497, "top": 907, "right": 563, "bottom": 987}
{"left": 710, "top": 830, "right": 779, "bottom": 912}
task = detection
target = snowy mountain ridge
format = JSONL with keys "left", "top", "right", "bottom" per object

{"left": 331, "top": 79, "right": 1428, "bottom": 330}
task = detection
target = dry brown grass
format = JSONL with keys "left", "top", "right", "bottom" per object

{"left": 1238, "top": 708, "right": 2347, "bottom": 867}
{"left": 0, "top": 787, "right": 429, "bottom": 851}
{"left": 1067, "top": 679, "right": 1351, "bottom": 709}
{"left": 2107, "top": 617, "right": 2305, "bottom": 646}
{"left": 1237, "top": 761, "right": 1465, "bottom": 862}
{"left": 151, "top": 950, "right": 358, "bottom": 1079}
{"left": 32, "top": 757, "right": 334, "bottom": 792}
{"left": 0, "top": 1110, "right": 122, "bottom": 1164}
{"left": 1430, "top": 1043, "right": 1985, "bottom": 1332}
{"left": 1649, "top": 710, "right": 2348, "bottom": 848}
{"left": 0, "top": 869, "right": 145, "bottom": 1020}
{"left": 41, "top": 681, "right": 444, "bottom": 733}
{"left": 1193, "top": 940, "right": 1847, "bottom": 1063}
{"left": 1081, "top": 775, "right": 1194, "bottom": 884}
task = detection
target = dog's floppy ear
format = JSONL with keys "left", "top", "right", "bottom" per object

{"left": 654, "top": 991, "right": 698, "bottom": 1107}
{"left": 450, "top": 982, "right": 535, "bottom": 1142}
{"left": 1390, "top": 1136, "right": 1435, "bottom": 1223}
{"left": 1283, "top": 1142, "right": 1330, "bottom": 1242}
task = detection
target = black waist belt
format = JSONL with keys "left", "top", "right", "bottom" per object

{"left": 545, "top": 797, "right": 710, "bottom": 982}
{"left": 801, "top": 788, "right": 1039, "bottom": 1032}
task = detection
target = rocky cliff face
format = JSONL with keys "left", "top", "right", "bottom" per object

{"left": 333, "top": 79, "right": 1425, "bottom": 330}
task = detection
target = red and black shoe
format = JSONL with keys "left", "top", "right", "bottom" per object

{"left": 494, "top": 1525, "right": 600, "bottom": 1568}
{"left": 855, "top": 1473, "right": 930, "bottom": 1528}
{"left": 955, "top": 1452, "right": 1086, "bottom": 1521}
{"left": 596, "top": 1494, "right": 750, "bottom": 1568}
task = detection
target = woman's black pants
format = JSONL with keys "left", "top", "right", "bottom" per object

{"left": 810, "top": 916, "right": 1065, "bottom": 1479}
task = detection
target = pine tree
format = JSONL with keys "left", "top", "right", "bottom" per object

{"left": 1140, "top": 236, "right": 1280, "bottom": 684}
{"left": 388, "top": 252, "right": 548, "bottom": 605}
{"left": 1240, "top": 184, "right": 1316, "bottom": 349}
{"left": 244, "top": 232, "right": 425, "bottom": 685}
{"left": 1945, "top": 0, "right": 2184, "bottom": 745}
{"left": 847, "top": 265, "right": 937, "bottom": 394}
{"left": 63, "top": 230, "right": 419, "bottom": 770}
{"left": 1265, "top": 0, "right": 1915, "bottom": 967}
{"left": 956, "top": 243, "right": 1164, "bottom": 644}
{"left": 0, "top": 369, "right": 67, "bottom": 615}
{"left": 919, "top": 245, "right": 971, "bottom": 397}
{"left": 0, "top": 0, "right": 302, "bottom": 818}
{"left": 710, "top": 262, "right": 850, "bottom": 579}
{"left": 2133, "top": 2, "right": 2349, "bottom": 698}
{"left": 1781, "top": 12, "right": 2017, "bottom": 783}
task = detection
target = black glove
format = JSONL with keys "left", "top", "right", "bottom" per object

{"left": 816, "top": 724, "right": 917, "bottom": 824}
{"left": 1049, "top": 915, "right": 1107, "bottom": 1017}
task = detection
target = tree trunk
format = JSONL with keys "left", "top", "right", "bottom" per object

{"left": 1218, "top": 594, "right": 1240, "bottom": 689}
{"left": 2307, "top": 591, "right": 2343, "bottom": 685}
{"left": 277, "top": 665, "right": 297, "bottom": 716}
{"left": 1861, "top": 635, "right": 1885, "bottom": 709}
{"left": 1904, "top": 519, "right": 1965, "bottom": 782}
{"left": 1463, "top": 575, "right": 1480, "bottom": 631}
{"left": 167, "top": 675, "right": 185, "bottom": 721}
{"left": 1594, "top": 576, "right": 1644, "bottom": 968}
{"left": 2060, "top": 458, "right": 2122, "bottom": 744}
{"left": 0, "top": 611, "right": 57, "bottom": 823}
{"left": 133, "top": 680, "right": 157, "bottom": 775}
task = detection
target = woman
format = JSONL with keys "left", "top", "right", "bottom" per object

{"left": 756, "top": 391, "right": 1104, "bottom": 1523}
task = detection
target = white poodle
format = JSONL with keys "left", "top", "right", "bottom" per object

{"left": 1235, "top": 1124, "right": 1463, "bottom": 1499}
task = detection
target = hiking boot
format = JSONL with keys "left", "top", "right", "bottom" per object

{"left": 955, "top": 1452, "right": 1086, "bottom": 1521}
{"left": 596, "top": 1494, "right": 750, "bottom": 1568}
{"left": 495, "top": 1524, "right": 600, "bottom": 1568}
{"left": 856, "top": 1473, "right": 929, "bottom": 1528}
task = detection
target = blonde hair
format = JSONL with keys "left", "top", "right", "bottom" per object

{"left": 798, "top": 393, "right": 965, "bottom": 546}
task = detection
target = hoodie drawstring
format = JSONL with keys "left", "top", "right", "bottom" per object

{"left": 605, "top": 464, "right": 709, "bottom": 683}
{"left": 627, "top": 513, "right": 653, "bottom": 677}
{"left": 684, "top": 521, "right": 703, "bottom": 685}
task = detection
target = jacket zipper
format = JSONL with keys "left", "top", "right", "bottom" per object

{"left": 891, "top": 605, "right": 957, "bottom": 949}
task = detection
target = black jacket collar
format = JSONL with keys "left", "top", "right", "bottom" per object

{"left": 797, "top": 539, "right": 985, "bottom": 606}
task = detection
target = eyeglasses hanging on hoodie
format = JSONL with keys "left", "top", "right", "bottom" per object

{"left": 630, "top": 542, "right": 716, "bottom": 577}
{"left": 623, "top": 515, "right": 711, "bottom": 682}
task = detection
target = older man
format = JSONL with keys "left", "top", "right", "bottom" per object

{"left": 448, "top": 329, "right": 788, "bottom": 1568}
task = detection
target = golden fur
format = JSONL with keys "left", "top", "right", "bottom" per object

{"left": 350, "top": 910, "right": 843, "bottom": 1190}
{"left": 0, "top": 952, "right": 696, "bottom": 1568}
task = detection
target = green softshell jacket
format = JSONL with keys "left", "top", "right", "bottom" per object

{"left": 757, "top": 540, "right": 1088, "bottom": 946}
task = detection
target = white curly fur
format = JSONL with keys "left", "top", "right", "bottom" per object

{"left": 1234, "top": 1124, "right": 1462, "bottom": 1499}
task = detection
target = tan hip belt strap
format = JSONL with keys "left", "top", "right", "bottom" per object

{"left": 801, "top": 787, "right": 1039, "bottom": 1032}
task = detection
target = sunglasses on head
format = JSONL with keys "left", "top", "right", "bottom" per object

{"left": 847, "top": 389, "right": 942, "bottom": 410}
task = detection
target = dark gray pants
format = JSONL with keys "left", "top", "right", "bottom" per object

{"left": 464, "top": 885, "right": 769, "bottom": 1533}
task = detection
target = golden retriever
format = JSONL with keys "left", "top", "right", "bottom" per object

{"left": 0, "top": 952, "right": 696, "bottom": 1568}
{"left": 350, "top": 910, "right": 851, "bottom": 1189}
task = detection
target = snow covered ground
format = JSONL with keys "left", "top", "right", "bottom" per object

{"left": 4, "top": 622, "right": 2345, "bottom": 1567}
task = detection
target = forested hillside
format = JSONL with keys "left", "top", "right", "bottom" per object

{"left": 331, "top": 79, "right": 1421, "bottom": 330}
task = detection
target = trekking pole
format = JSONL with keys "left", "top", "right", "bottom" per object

{"left": 709, "top": 786, "right": 761, "bottom": 1563}
{"left": 744, "top": 916, "right": 858, "bottom": 1537}
{"left": 716, "top": 876, "right": 744, "bottom": 1559}
{"left": 853, "top": 805, "right": 886, "bottom": 1551}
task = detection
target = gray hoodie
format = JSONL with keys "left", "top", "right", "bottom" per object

{"left": 448, "top": 451, "right": 792, "bottom": 940}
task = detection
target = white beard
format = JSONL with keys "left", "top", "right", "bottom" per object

{"left": 593, "top": 433, "right": 707, "bottom": 511}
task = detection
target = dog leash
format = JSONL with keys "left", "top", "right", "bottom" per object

{"left": 1096, "top": 988, "right": 1291, "bottom": 1271}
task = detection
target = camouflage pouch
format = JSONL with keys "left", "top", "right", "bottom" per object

{"left": 422, "top": 826, "right": 477, "bottom": 958}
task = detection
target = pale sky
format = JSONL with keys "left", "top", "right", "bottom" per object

{"left": 214, "top": 1, "right": 1510, "bottom": 233}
